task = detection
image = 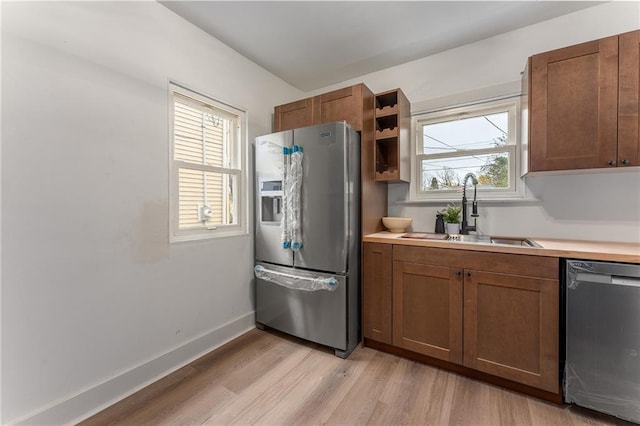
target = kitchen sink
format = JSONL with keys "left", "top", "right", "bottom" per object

{"left": 448, "top": 234, "right": 541, "bottom": 248}
{"left": 403, "top": 233, "right": 542, "bottom": 248}
{"left": 446, "top": 234, "right": 492, "bottom": 244}
{"left": 489, "top": 237, "right": 541, "bottom": 248}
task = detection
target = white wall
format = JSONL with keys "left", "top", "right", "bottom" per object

{"left": 1, "top": 2, "right": 302, "bottom": 424}
{"left": 2, "top": 2, "right": 639, "bottom": 424}
{"left": 312, "top": 2, "right": 640, "bottom": 243}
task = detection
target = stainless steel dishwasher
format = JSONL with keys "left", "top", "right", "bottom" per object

{"left": 565, "top": 259, "right": 640, "bottom": 423}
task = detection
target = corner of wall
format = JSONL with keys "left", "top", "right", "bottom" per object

{"left": 10, "top": 313, "right": 255, "bottom": 426}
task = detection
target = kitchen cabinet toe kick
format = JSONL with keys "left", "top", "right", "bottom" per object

{"left": 363, "top": 338, "right": 563, "bottom": 404}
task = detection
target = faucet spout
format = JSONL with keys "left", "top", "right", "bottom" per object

{"left": 461, "top": 173, "right": 478, "bottom": 235}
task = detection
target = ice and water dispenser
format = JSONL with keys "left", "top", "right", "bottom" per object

{"left": 260, "top": 180, "right": 283, "bottom": 223}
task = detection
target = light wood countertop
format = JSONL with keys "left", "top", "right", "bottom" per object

{"left": 363, "top": 232, "right": 640, "bottom": 263}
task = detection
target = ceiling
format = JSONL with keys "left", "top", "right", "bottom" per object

{"left": 162, "top": 1, "right": 602, "bottom": 92}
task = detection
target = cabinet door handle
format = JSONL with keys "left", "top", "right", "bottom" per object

{"left": 622, "top": 159, "right": 629, "bottom": 166}
{"left": 456, "top": 271, "right": 462, "bottom": 277}
{"left": 466, "top": 272, "right": 472, "bottom": 277}
{"left": 608, "top": 160, "right": 616, "bottom": 166}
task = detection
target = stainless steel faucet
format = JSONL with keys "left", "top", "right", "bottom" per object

{"left": 461, "top": 173, "right": 479, "bottom": 235}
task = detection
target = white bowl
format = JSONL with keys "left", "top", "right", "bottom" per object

{"left": 382, "top": 217, "right": 412, "bottom": 233}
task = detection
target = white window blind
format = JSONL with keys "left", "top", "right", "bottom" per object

{"left": 170, "top": 84, "right": 246, "bottom": 241}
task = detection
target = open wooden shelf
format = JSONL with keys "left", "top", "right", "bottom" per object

{"left": 374, "top": 89, "right": 410, "bottom": 183}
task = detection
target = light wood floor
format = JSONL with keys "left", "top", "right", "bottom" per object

{"left": 81, "top": 328, "right": 631, "bottom": 426}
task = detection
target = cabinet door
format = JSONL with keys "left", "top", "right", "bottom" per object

{"left": 618, "top": 30, "right": 640, "bottom": 167}
{"left": 463, "top": 270, "right": 559, "bottom": 393}
{"left": 274, "top": 98, "right": 313, "bottom": 132}
{"left": 313, "top": 85, "right": 363, "bottom": 131}
{"left": 393, "top": 261, "right": 463, "bottom": 364}
{"left": 530, "top": 36, "right": 618, "bottom": 171}
{"left": 362, "top": 243, "right": 393, "bottom": 344}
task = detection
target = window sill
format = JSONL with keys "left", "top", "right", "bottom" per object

{"left": 396, "top": 196, "right": 541, "bottom": 206}
{"left": 170, "top": 230, "right": 249, "bottom": 243}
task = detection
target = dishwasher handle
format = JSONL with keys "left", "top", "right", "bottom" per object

{"left": 574, "top": 272, "right": 640, "bottom": 288}
{"left": 612, "top": 276, "right": 640, "bottom": 287}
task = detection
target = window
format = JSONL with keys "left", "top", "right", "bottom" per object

{"left": 169, "top": 83, "right": 247, "bottom": 241}
{"left": 412, "top": 98, "right": 522, "bottom": 201}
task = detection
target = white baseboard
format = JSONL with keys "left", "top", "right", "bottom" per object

{"left": 12, "top": 312, "right": 256, "bottom": 426}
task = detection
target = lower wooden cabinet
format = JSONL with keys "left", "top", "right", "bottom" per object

{"left": 392, "top": 261, "right": 463, "bottom": 364}
{"left": 362, "top": 243, "right": 393, "bottom": 344}
{"left": 362, "top": 243, "right": 560, "bottom": 396}
{"left": 463, "top": 269, "right": 559, "bottom": 393}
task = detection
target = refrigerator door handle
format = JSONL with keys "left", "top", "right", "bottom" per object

{"left": 254, "top": 265, "right": 339, "bottom": 292}
{"left": 281, "top": 147, "right": 291, "bottom": 249}
{"left": 290, "top": 145, "right": 303, "bottom": 251}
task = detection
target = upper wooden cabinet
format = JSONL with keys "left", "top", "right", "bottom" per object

{"left": 528, "top": 30, "right": 639, "bottom": 172}
{"left": 313, "top": 85, "right": 366, "bottom": 132}
{"left": 273, "top": 98, "right": 313, "bottom": 132}
{"left": 529, "top": 35, "right": 618, "bottom": 171}
{"left": 618, "top": 30, "right": 640, "bottom": 167}
{"left": 273, "top": 83, "right": 370, "bottom": 132}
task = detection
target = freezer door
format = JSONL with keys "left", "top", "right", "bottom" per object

{"left": 255, "top": 262, "right": 347, "bottom": 350}
{"left": 293, "top": 122, "right": 360, "bottom": 273}
{"left": 255, "top": 130, "right": 293, "bottom": 266}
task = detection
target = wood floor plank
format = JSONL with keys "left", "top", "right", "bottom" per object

{"left": 277, "top": 342, "right": 377, "bottom": 425}
{"left": 448, "top": 376, "right": 501, "bottom": 425}
{"left": 496, "top": 388, "right": 533, "bottom": 425}
{"left": 323, "top": 351, "right": 400, "bottom": 425}
{"left": 370, "top": 358, "right": 424, "bottom": 425}
{"left": 81, "top": 329, "right": 629, "bottom": 426}
{"left": 226, "top": 349, "right": 328, "bottom": 425}
{"left": 417, "top": 368, "right": 457, "bottom": 425}
{"left": 217, "top": 334, "right": 302, "bottom": 394}
{"left": 203, "top": 345, "right": 313, "bottom": 425}
{"left": 239, "top": 349, "right": 343, "bottom": 426}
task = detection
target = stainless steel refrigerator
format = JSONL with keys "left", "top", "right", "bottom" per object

{"left": 254, "top": 121, "right": 360, "bottom": 358}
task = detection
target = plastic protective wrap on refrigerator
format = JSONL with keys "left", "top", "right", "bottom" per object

{"left": 280, "top": 145, "right": 303, "bottom": 251}
{"left": 254, "top": 265, "right": 339, "bottom": 292}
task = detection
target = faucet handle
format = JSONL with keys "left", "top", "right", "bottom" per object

{"left": 471, "top": 201, "right": 478, "bottom": 216}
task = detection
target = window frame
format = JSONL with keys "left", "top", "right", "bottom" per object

{"left": 169, "top": 82, "right": 248, "bottom": 242}
{"left": 410, "top": 97, "right": 524, "bottom": 202}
